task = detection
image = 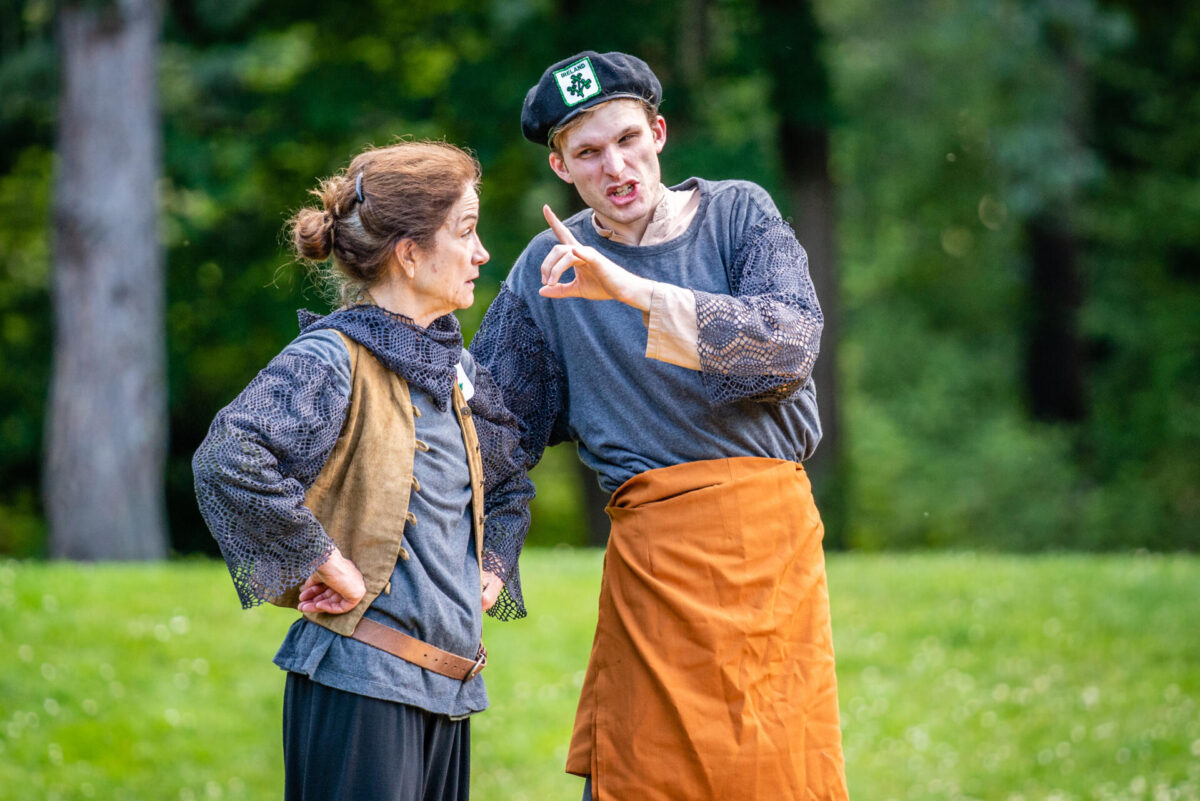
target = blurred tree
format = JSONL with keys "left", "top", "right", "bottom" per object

{"left": 1025, "top": 213, "right": 1087, "bottom": 422}
{"left": 45, "top": 0, "right": 168, "bottom": 559}
{"left": 1020, "top": 10, "right": 1092, "bottom": 423}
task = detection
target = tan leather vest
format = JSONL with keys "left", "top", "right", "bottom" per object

{"left": 271, "top": 330, "right": 485, "bottom": 636}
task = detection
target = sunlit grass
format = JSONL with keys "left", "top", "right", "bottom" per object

{"left": 829, "top": 553, "right": 1200, "bottom": 801}
{"left": 0, "top": 551, "right": 1197, "bottom": 800}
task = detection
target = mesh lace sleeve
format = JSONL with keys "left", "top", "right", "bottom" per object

{"left": 469, "top": 285, "right": 567, "bottom": 464}
{"left": 468, "top": 362, "right": 535, "bottom": 621}
{"left": 694, "top": 217, "right": 823, "bottom": 405}
{"left": 192, "top": 351, "right": 349, "bottom": 608}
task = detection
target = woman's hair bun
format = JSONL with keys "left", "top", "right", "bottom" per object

{"left": 291, "top": 206, "right": 335, "bottom": 262}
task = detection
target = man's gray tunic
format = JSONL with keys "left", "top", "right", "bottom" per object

{"left": 471, "top": 178, "right": 823, "bottom": 494}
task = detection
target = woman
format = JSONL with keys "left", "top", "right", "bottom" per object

{"left": 193, "top": 141, "right": 533, "bottom": 801}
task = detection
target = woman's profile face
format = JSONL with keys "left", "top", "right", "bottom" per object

{"left": 411, "top": 184, "right": 489, "bottom": 314}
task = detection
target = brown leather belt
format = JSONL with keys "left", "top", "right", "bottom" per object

{"left": 351, "top": 617, "right": 487, "bottom": 682}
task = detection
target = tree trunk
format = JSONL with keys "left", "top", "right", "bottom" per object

{"left": 669, "top": 0, "right": 708, "bottom": 139}
{"left": 1025, "top": 215, "right": 1087, "bottom": 422}
{"left": 1023, "top": 43, "right": 1088, "bottom": 424}
{"left": 780, "top": 124, "right": 842, "bottom": 501}
{"left": 757, "top": 0, "right": 845, "bottom": 544}
{"left": 46, "top": 0, "right": 167, "bottom": 560}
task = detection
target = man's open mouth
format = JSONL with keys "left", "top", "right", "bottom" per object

{"left": 609, "top": 182, "right": 638, "bottom": 202}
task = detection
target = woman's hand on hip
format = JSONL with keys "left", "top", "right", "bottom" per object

{"left": 297, "top": 547, "right": 366, "bottom": 615}
{"left": 480, "top": 569, "right": 504, "bottom": 612}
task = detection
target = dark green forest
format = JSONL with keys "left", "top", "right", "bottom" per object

{"left": 1, "top": 0, "right": 1197, "bottom": 558}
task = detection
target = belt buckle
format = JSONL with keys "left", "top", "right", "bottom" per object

{"left": 465, "top": 644, "right": 487, "bottom": 682}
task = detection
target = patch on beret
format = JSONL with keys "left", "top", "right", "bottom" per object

{"left": 521, "top": 50, "right": 662, "bottom": 145}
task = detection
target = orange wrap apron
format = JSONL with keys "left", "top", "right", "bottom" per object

{"left": 566, "top": 457, "right": 848, "bottom": 800}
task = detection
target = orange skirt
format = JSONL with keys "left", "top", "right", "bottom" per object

{"left": 566, "top": 457, "right": 848, "bottom": 800}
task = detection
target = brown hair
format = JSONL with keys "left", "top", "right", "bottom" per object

{"left": 288, "top": 141, "right": 481, "bottom": 305}
{"left": 548, "top": 97, "right": 660, "bottom": 155}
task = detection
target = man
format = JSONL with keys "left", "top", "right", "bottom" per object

{"left": 470, "top": 51, "right": 848, "bottom": 800}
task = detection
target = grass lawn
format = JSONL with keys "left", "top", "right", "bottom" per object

{"left": 0, "top": 550, "right": 1197, "bottom": 800}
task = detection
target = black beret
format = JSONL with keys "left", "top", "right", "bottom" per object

{"left": 521, "top": 51, "right": 663, "bottom": 146}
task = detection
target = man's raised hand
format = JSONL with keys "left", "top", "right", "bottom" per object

{"left": 538, "top": 205, "right": 654, "bottom": 311}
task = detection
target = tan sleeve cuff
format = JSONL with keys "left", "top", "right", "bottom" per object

{"left": 644, "top": 282, "right": 701, "bottom": 370}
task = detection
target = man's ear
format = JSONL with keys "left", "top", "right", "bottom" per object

{"left": 548, "top": 151, "right": 574, "bottom": 184}
{"left": 652, "top": 115, "right": 667, "bottom": 154}
{"left": 393, "top": 239, "right": 418, "bottom": 280}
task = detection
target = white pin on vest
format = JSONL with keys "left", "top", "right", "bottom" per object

{"left": 455, "top": 362, "right": 475, "bottom": 402}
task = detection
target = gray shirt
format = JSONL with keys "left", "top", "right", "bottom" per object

{"left": 479, "top": 177, "right": 822, "bottom": 494}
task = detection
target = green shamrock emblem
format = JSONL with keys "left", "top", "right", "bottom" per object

{"left": 567, "top": 72, "right": 593, "bottom": 99}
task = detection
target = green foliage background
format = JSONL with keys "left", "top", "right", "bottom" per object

{"left": 0, "top": 0, "right": 1197, "bottom": 555}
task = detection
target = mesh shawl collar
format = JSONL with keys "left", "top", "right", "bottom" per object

{"left": 298, "top": 304, "right": 462, "bottom": 411}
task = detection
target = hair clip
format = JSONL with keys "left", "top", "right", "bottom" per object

{"left": 355, "top": 172, "right": 364, "bottom": 204}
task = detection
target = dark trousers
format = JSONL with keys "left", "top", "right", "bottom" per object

{"left": 283, "top": 672, "right": 470, "bottom": 801}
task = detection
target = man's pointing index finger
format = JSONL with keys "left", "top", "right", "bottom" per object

{"left": 543, "top": 204, "right": 580, "bottom": 246}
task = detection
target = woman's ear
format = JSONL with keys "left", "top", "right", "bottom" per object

{"left": 393, "top": 239, "right": 418, "bottom": 280}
